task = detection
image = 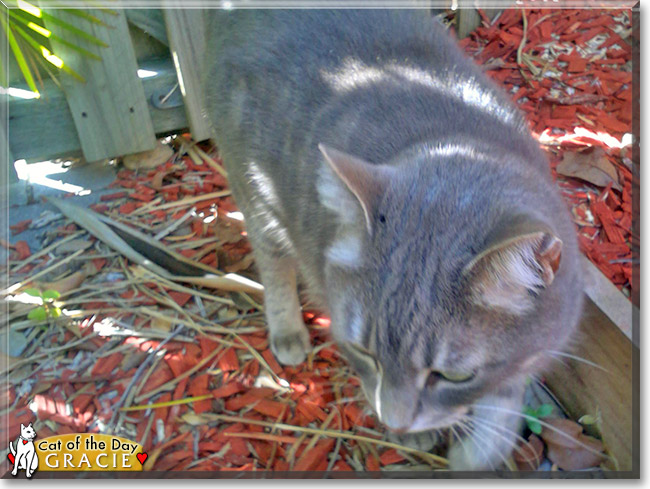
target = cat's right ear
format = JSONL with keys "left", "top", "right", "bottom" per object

{"left": 317, "top": 144, "right": 392, "bottom": 233}
{"left": 464, "top": 215, "right": 562, "bottom": 315}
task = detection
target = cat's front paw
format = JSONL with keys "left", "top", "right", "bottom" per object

{"left": 270, "top": 327, "right": 311, "bottom": 365}
{"left": 389, "top": 430, "right": 439, "bottom": 453}
{"left": 447, "top": 438, "right": 497, "bottom": 471}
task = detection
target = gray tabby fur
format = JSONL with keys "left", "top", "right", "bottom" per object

{"left": 203, "top": 9, "right": 583, "bottom": 470}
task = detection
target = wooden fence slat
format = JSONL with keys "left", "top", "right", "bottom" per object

{"left": 9, "top": 57, "right": 185, "bottom": 163}
{"left": 163, "top": 8, "right": 212, "bottom": 142}
{"left": 44, "top": 8, "right": 156, "bottom": 162}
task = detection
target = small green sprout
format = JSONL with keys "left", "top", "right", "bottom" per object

{"left": 523, "top": 403, "right": 554, "bottom": 435}
{"left": 24, "top": 288, "right": 62, "bottom": 321}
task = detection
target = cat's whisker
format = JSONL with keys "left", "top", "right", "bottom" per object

{"left": 461, "top": 417, "right": 515, "bottom": 471}
{"left": 468, "top": 415, "right": 533, "bottom": 470}
{"left": 546, "top": 355, "right": 571, "bottom": 370}
{"left": 473, "top": 414, "right": 534, "bottom": 460}
{"left": 473, "top": 404, "right": 611, "bottom": 461}
{"left": 530, "top": 376, "right": 569, "bottom": 416}
{"left": 455, "top": 418, "right": 498, "bottom": 471}
{"left": 544, "top": 350, "right": 610, "bottom": 373}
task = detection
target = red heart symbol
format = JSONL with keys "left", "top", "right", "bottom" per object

{"left": 136, "top": 453, "right": 148, "bottom": 465}
{"left": 7, "top": 453, "right": 15, "bottom": 464}
{"left": 22, "top": 440, "right": 28, "bottom": 445}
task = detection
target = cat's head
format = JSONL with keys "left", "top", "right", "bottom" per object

{"left": 20, "top": 423, "right": 36, "bottom": 441}
{"left": 317, "top": 144, "right": 577, "bottom": 433}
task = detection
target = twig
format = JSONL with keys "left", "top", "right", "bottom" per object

{"left": 153, "top": 206, "right": 196, "bottom": 240}
{"left": 4, "top": 248, "right": 86, "bottom": 295}
{"left": 132, "top": 190, "right": 231, "bottom": 214}
{"left": 9, "top": 231, "right": 85, "bottom": 273}
{"left": 182, "top": 413, "right": 448, "bottom": 467}
{"left": 109, "top": 326, "right": 184, "bottom": 429}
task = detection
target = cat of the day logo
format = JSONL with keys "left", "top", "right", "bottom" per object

{"left": 8, "top": 429, "right": 147, "bottom": 477}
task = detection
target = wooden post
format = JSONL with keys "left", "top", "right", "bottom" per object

{"left": 44, "top": 8, "right": 156, "bottom": 162}
{"left": 163, "top": 7, "right": 213, "bottom": 142}
{"left": 456, "top": 7, "right": 481, "bottom": 38}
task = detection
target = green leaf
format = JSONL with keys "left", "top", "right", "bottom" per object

{"left": 40, "top": 11, "right": 109, "bottom": 48}
{"left": 23, "top": 288, "right": 42, "bottom": 297}
{"left": 28, "top": 306, "right": 47, "bottom": 321}
{"left": 523, "top": 406, "right": 537, "bottom": 418}
{"left": 61, "top": 8, "right": 108, "bottom": 26}
{"left": 42, "top": 289, "right": 61, "bottom": 300}
{"left": 49, "top": 307, "right": 62, "bottom": 318}
{"left": 536, "top": 404, "right": 553, "bottom": 418}
{"left": 11, "top": 25, "right": 86, "bottom": 83}
{"left": 0, "top": 15, "right": 39, "bottom": 96}
{"left": 527, "top": 419, "right": 542, "bottom": 435}
{"left": 9, "top": 10, "right": 102, "bottom": 60}
{"left": 578, "top": 414, "right": 597, "bottom": 425}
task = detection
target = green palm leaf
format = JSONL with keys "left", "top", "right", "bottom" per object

{"left": 8, "top": 9, "right": 102, "bottom": 60}
{"left": 0, "top": 15, "right": 39, "bottom": 95}
{"left": 37, "top": 11, "right": 109, "bottom": 48}
{"left": 62, "top": 8, "right": 110, "bottom": 25}
{"left": 12, "top": 22, "right": 86, "bottom": 82}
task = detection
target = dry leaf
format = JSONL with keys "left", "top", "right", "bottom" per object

{"left": 151, "top": 165, "right": 183, "bottom": 190}
{"left": 123, "top": 140, "right": 173, "bottom": 171}
{"left": 37, "top": 262, "right": 98, "bottom": 294}
{"left": 540, "top": 418, "right": 607, "bottom": 470}
{"left": 513, "top": 434, "right": 544, "bottom": 471}
{"left": 151, "top": 315, "right": 174, "bottom": 333}
{"left": 556, "top": 148, "right": 622, "bottom": 191}
{"left": 225, "top": 253, "right": 255, "bottom": 274}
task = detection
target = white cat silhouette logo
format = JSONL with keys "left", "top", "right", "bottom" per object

{"left": 8, "top": 423, "right": 39, "bottom": 478}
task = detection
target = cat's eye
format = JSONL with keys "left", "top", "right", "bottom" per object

{"left": 439, "top": 370, "right": 475, "bottom": 383}
{"left": 425, "top": 369, "right": 475, "bottom": 387}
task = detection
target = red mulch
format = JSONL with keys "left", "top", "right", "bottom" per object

{"left": 458, "top": 7, "right": 635, "bottom": 298}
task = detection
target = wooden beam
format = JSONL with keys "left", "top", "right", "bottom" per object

{"left": 44, "top": 8, "right": 156, "bottom": 162}
{"left": 163, "top": 8, "right": 212, "bottom": 142}
{"left": 582, "top": 255, "right": 637, "bottom": 346}
{"left": 8, "top": 57, "right": 186, "bottom": 163}
{"left": 544, "top": 297, "right": 636, "bottom": 474}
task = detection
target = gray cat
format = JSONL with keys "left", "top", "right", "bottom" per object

{"left": 203, "top": 9, "right": 583, "bottom": 470}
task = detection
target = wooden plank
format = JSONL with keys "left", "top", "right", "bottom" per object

{"left": 543, "top": 297, "right": 636, "bottom": 474}
{"left": 44, "top": 8, "right": 156, "bottom": 162}
{"left": 8, "top": 57, "right": 186, "bottom": 163}
{"left": 163, "top": 8, "right": 212, "bottom": 142}
{"left": 582, "top": 255, "right": 637, "bottom": 346}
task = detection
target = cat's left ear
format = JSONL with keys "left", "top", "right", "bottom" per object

{"left": 464, "top": 215, "right": 562, "bottom": 315}
{"left": 318, "top": 144, "right": 393, "bottom": 233}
